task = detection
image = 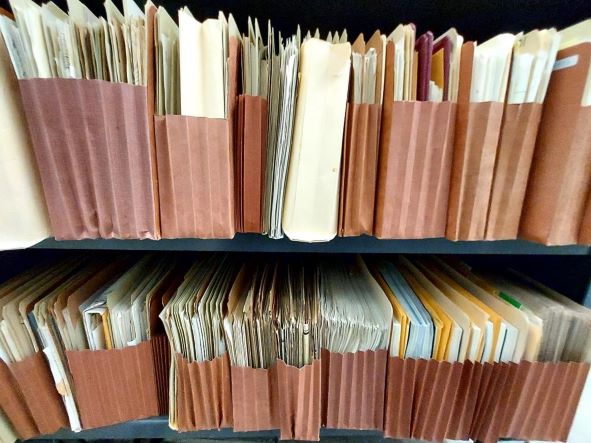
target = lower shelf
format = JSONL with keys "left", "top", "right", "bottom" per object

{"left": 32, "top": 417, "right": 385, "bottom": 440}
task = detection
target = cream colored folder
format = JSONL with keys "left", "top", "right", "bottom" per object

{"left": 282, "top": 38, "right": 351, "bottom": 242}
{"left": 178, "top": 7, "right": 225, "bottom": 118}
{"left": 0, "top": 29, "right": 50, "bottom": 250}
{"left": 0, "top": 410, "right": 17, "bottom": 443}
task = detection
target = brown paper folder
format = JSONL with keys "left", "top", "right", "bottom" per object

{"left": 18, "top": 78, "right": 160, "bottom": 240}
{"left": 447, "top": 101, "right": 504, "bottom": 240}
{"left": 151, "top": 335, "right": 171, "bottom": 415}
{"left": 231, "top": 365, "right": 279, "bottom": 432}
{"left": 321, "top": 349, "right": 387, "bottom": 430}
{"left": 276, "top": 359, "right": 321, "bottom": 441}
{"left": 237, "top": 95, "right": 269, "bottom": 233}
{"left": 579, "top": 191, "right": 591, "bottom": 244}
{"left": 383, "top": 357, "right": 415, "bottom": 439}
{"left": 520, "top": 43, "right": 591, "bottom": 245}
{"left": 339, "top": 103, "right": 381, "bottom": 237}
{"left": 485, "top": 103, "right": 543, "bottom": 240}
{"left": 154, "top": 38, "right": 239, "bottom": 239}
{"left": 374, "top": 101, "right": 456, "bottom": 238}
{"left": 446, "top": 41, "right": 505, "bottom": 241}
{"left": 9, "top": 352, "right": 69, "bottom": 435}
{"left": 0, "top": 361, "right": 39, "bottom": 439}
{"left": 470, "top": 361, "right": 589, "bottom": 443}
{"left": 501, "top": 361, "right": 589, "bottom": 442}
{"left": 66, "top": 340, "right": 159, "bottom": 429}
{"left": 446, "top": 360, "right": 483, "bottom": 440}
{"left": 175, "top": 353, "right": 233, "bottom": 431}
{"left": 154, "top": 116, "right": 235, "bottom": 238}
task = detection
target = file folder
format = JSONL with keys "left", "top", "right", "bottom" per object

{"left": 155, "top": 33, "right": 239, "bottom": 238}
{"left": 13, "top": 1, "right": 160, "bottom": 240}
{"left": 375, "top": 38, "right": 457, "bottom": 239}
{"left": 520, "top": 43, "right": 591, "bottom": 245}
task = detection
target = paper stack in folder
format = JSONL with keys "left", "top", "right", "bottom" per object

{"left": 265, "top": 33, "right": 300, "bottom": 239}
{"left": 26, "top": 254, "right": 176, "bottom": 430}
{"left": 159, "top": 254, "right": 241, "bottom": 430}
{"left": 447, "top": 32, "right": 515, "bottom": 240}
{"left": 236, "top": 18, "right": 270, "bottom": 233}
{"left": 374, "top": 25, "right": 461, "bottom": 239}
{"left": 1, "top": 0, "right": 160, "bottom": 240}
{"left": 520, "top": 19, "right": 591, "bottom": 245}
{"left": 484, "top": 28, "right": 560, "bottom": 240}
{"left": 0, "top": 7, "right": 50, "bottom": 251}
{"left": 154, "top": 6, "right": 239, "bottom": 238}
{"left": 282, "top": 37, "right": 351, "bottom": 242}
{"left": 338, "top": 31, "right": 385, "bottom": 236}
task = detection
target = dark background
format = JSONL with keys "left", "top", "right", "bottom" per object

{"left": 1, "top": 0, "right": 591, "bottom": 42}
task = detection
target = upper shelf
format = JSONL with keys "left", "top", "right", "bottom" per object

{"left": 32, "top": 235, "right": 591, "bottom": 255}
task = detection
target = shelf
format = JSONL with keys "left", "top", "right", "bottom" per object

{"left": 33, "top": 417, "right": 385, "bottom": 440}
{"left": 31, "top": 234, "right": 591, "bottom": 255}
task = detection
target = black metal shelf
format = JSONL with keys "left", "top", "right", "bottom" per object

{"left": 33, "top": 417, "right": 385, "bottom": 441}
{"left": 31, "top": 235, "right": 591, "bottom": 255}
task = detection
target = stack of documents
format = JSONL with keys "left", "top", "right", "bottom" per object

{"left": 264, "top": 33, "right": 300, "bottom": 239}
{"left": 0, "top": 251, "right": 589, "bottom": 441}
{"left": 0, "top": 254, "right": 179, "bottom": 432}
{"left": 1, "top": 0, "right": 590, "bottom": 246}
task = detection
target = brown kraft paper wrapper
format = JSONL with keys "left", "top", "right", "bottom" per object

{"left": 0, "top": 361, "right": 39, "bottom": 439}
{"left": 485, "top": 103, "right": 543, "bottom": 240}
{"left": 520, "top": 106, "right": 591, "bottom": 245}
{"left": 338, "top": 103, "right": 381, "bottom": 237}
{"left": 471, "top": 361, "right": 589, "bottom": 443}
{"left": 9, "top": 352, "right": 68, "bottom": 435}
{"left": 276, "top": 359, "right": 321, "bottom": 441}
{"left": 151, "top": 334, "right": 171, "bottom": 415}
{"left": 375, "top": 101, "right": 456, "bottom": 239}
{"left": 66, "top": 340, "right": 159, "bottom": 429}
{"left": 321, "top": 349, "right": 387, "bottom": 430}
{"left": 237, "top": 95, "right": 269, "bottom": 233}
{"left": 383, "top": 357, "right": 415, "bottom": 439}
{"left": 446, "top": 360, "right": 483, "bottom": 440}
{"left": 447, "top": 101, "right": 504, "bottom": 240}
{"left": 579, "top": 191, "right": 591, "bottom": 244}
{"left": 231, "top": 364, "right": 279, "bottom": 432}
{"left": 500, "top": 361, "right": 589, "bottom": 442}
{"left": 175, "top": 353, "right": 232, "bottom": 431}
{"left": 18, "top": 78, "right": 159, "bottom": 240}
{"left": 154, "top": 37, "right": 239, "bottom": 239}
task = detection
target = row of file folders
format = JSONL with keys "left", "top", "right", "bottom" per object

{"left": 0, "top": 252, "right": 589, "bottom": 443}
{"left": 1, "top": 1, "right": 591, "bottom": 247}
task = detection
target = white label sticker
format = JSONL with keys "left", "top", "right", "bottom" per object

{"left": 553, "top": 55, "right": 579, "bottom": 71}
